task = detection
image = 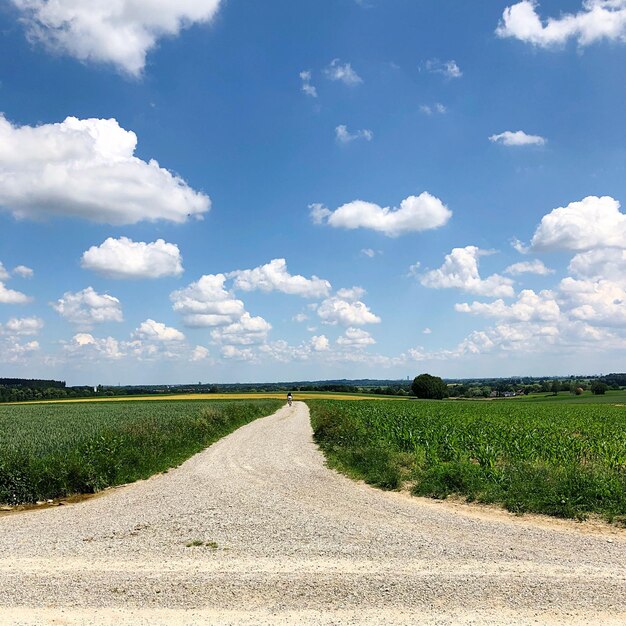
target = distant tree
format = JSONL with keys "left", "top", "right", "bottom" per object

{"left": 591, "top": 381, "right": 608, "bottom": 395}
{"left": 412, "top": 373, "right": 447, "bottom": 400}
{"left": 551, "top": 380, "right": 561, "bottom": 395}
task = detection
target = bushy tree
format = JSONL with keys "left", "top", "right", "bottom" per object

{"left": 412, "top": 373, "right": 447, "bottom": 400}
{"left": 591, "top": 381, "right": 608, "bottom": 395}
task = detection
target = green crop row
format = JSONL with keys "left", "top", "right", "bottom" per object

{"left": 0, "top": 399, "right": 282, "bottom": 505}
{"left": 308, "top": 399, "right": 626, "bottom": 522}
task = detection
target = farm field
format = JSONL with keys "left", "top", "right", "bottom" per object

{"left": 309, "top": 398, "right": 626, "bottom": 523}
{"left": 0, "top": 398, "right": 282, "bottom": 505}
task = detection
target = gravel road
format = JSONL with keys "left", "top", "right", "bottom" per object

{"left": 1, "top": 402, "right": 625, "bottom": 625}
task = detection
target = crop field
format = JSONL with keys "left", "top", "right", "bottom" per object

{"left": 0, "top": 398, "right": 282, "bottom": 505}
{"left": 309, "top": 399, "right": 626, "bottom": 522}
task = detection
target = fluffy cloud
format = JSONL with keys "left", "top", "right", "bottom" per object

{"left": 419, "top": 246, "right": 515, "bottom": 297}
{"left": 336, "top": 327, "right": 376, "bottom": 348}
{"left": 170, "top": 274, "right": 245, "bottom": 327}
{"left": 421, "top": 59, "right": 462, "bottom": 78}
{"left": 12, "top": 265, "right": 34, "bottom": 278}
{"left": 210, "top": 312, "right": 271, "bottom": 345}
{"left": 496, "top": 0, "right": 626, "bottom": 48}
{"left": 190, "top": 345, "right": 210, "bottom": 361}
{"left": 3, "top": 317, "right": 44, "bottom": 336}
{"left": 52, "top": 287, "right": 123, "bottom": 327}
{"left": 310, "top": 335, "right": 330, "bottom": 351}
{"left": 0, "top": 263, "right": 9, "bottom": 281}
{"left": 0, "top": 282, "right": 32, "bottom": 304}
{"left": 324, "top": 59, "right": 363, "bottom": 85}
{"left": 504, "top": 260, "right": 554, "bottom": 275}
{"left": 455, "top": 289, "right": 560, "bottom": 322}
{"left": 133, "top": 319, "right": 185, "bottom": 342}
{"left": 568, "top": 248, "right": 626, "bottom": 283}
{"left": 0, "top": 115, "right": 209, "bottom": 225}
{"left": 229, "top": 258, "right": 331, "bottom": 298}
{"left": 313, "top": 192, "right": 452, "bottom": 237}
{"left": 0, "top": 337, "right": 39, "bottom": 362}
{"left": 489, "top": 130, "right": 546, "bottom": 146}
{"left": 12, "top": 0, "right": 222, "bottom": 75}
{"left": 221, "top": 345, "right": 257, "bottom": 361}
{"left": 560, "top": 277, "right": 626, "bottom": 327}
{"left": 530, "top": 196, "right": 626, "bottom": 251}
{"left": 81, "top": 237, "right": 183, "bottom": 279}
{"left": 419, "top": 103, "right": 447, "bottom": 115}
{"left": 317, "top": 288, "right": 381, "bottom": 326}
{"left": 299, "top": 70, "right": 317, "bottom": 97}
{"left": 64, "top": 333, "right": 124, "bottom": 359}
{"left": 335, "top": 125, "right": 373, "bottom": 144}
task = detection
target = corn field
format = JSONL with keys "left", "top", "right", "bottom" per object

{"left": 308, "top": 399, "right": 626, "bottom": 522}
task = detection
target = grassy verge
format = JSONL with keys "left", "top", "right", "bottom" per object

{"left": 308, "top": 399, "right": 626, "bottom": 523}
{"left": 0, "top": 399, "right": 282, "bottom": 505}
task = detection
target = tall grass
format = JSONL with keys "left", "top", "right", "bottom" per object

{"left": 309, "top": 399, "right": 626, "bottom": 522}
{"left": 0, "top": 399, "right": 282, "bottom": 504}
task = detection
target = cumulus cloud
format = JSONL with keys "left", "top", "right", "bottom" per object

{"left": 81, "top": 237, "right": 183, "bottom": 279}
{"left": 336, "top": 327, "right": 376, "bottom": 348}
{"left": 0, "top": 263, "right": 9, "bottom": 281}
{"left": 12, "top": 265, "right": 34, "bottom": 278}
{"left": 530, "top": 196, "right": 626, "bottom": 251}
{"left": 221, "top": 345, "right": 257, "bottom": 361}
{"left": 310, "top": 335, "right": 330, "bottom": 351}
{"left": 419, "top": 246, "right": 515, "bottom": 297}
{"left": 496, "top": 0, "right": 626, "bottom": 48}
{"left": 299, "top": 70, "right": 317, "bottom": 97}
{"left": 3, "top": 316, "right": 44, "bottom": 336}
{"left": 421, "top": 58, "right": 462, "bottom": 78}
{"left": 133, "top": 319, "right": 185, "bottom": 342}
{"left": 419, "top": 103, "right": 447, "bottom": 115}
{"left": 12, "top": 0, "right": 222, "bottom": 76}
{"left": 455, "top": 289, "right": 560, "bottom": 322}
{"left": 568, "top": 248, "right": 626, "bottom": 283}
{"left": 504, "top": 259, "right": 554, "bottom": 275}
{"left": 211, "top": 312, "right": 272, "bottom": 346}
{"left": 560, "top": 277, "right": 626, "bottom": 327}
{"left": 170, "top": 274, "right": 244, "bottom": 327}
{"left": 229, "top": 258, "right": 331, "bottom": 298}
{"left": 489, "top": 130, "right": 546, "bottom": 146}
{"left": 317, "top": 288, "right": 381, "bottom": 326}
{"left": 64, "top": 333, "right": 124, "bottom": 359}
{"left": 0, "top": 337, "right": 39, "bottom": 362}
{"left": 324, "top": 59, "right": 363, "bottom": 85}
{"left": 0, "top": 115, "right": 209, "bottom": 225}
{"left": 314, "top": 192, "right": 452, "bottom": 237}
{"left": 190, "top": 345, "right": 210, "bottom": 361}
{"left": 0, "top": 282, "right": 32, "bottom": 304}
{"left": 52, "top": 287, "right": 123, "bottom": 327}
{"left": 335, "top": 125, "right": 373, "bottom": 144}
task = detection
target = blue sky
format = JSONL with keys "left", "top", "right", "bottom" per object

{"left": 1, "top": 0, "right": 625, "bottom": 384}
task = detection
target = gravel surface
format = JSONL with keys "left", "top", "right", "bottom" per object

{"left": 0, "top": 401, "right": 625, "bottom": 625}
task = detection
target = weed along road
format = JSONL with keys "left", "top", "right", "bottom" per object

{"left": 1, "top": 403, "right": 625, "bottom": 625}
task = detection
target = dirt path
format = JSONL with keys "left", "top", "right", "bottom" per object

{"left": 1, "top": 402, "right": 625, "bottom": 625}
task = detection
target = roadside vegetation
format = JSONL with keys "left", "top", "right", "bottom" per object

{"left": 0, "top": 399, "right": 282, "bottom": 505}
{"left": 309, "top": 398, "right": 626, "bottom": 523}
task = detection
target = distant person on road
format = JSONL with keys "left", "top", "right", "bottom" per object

{"left": 287, "top": 392, "right": 293, "bottom": 406}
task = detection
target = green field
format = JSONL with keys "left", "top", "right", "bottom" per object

{"left": 0, "top": 398, "right": 282, "bottom": 505}
{"left": 308, "top": 398, "right": 626, "bottom": 523}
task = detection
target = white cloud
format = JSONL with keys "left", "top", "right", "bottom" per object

{"left": 221, "top": 345, "right": 257, "bottom": 361}
{"left": 12, "top": 265, "right": 34, "bottom": 278}
{"left": 496, "top": 0, "right": 626, "bottom": 48}
{"left": 309, "top": 203, "right": 332, "bottom": 225}
{"left": 65, "top": 333, "right": 124, "bottom": 359}
{"left": 3, "top": 317, "right": 44, "bottom": 336}
{"left": 0, "top": 115, "right": 209, "bottom": 225}
{"left": 324, "top": 59, "right": 363, "bottom": 85}
{"left": 530, "top": 196, "right": 626, "bottom": 251}
{"left": 293, "top": 313, "right": 309, "bottom": 323}
{"left": 229, "top": 258, "right": 331, "bottom": 298}
{"left": 317, "top": 288, "right": 381, "bottom": 326}
{"left": 0, "top": 337, "right": 39, "bottom": 362}
{"left": 316, "top": 192, "right": 452, "bottom": 237}
{"left": 190, "top": 345, "right": 210, "bottom": 361}
{"left": 81, "top": 237, "right": 183, "bottom": 279}
{"left": 511, "top": 237, "right": 530, "bottom": 254}
{"left": 133, "top": 319, "right": 185, "bottom": 342}
{"left": 455, "top": 289, "right": 560, "bottom": 322}
{"left": 210, "top": 312, "right": 271, "bottom": 345}
{"left": 560, "top": 277, "right": 626, "bottom": 327}
{"left": 419, "top": 103, "right": 447, "bottom": 116}
{"left": 0, "top": 282, "right": 32, "bottom": 304}
{"left": 336, "top": 327, "right": 376, "bottom": 348}
{"left": 335, "top": 125, "right": 373, "bottom": 144}
{"left": 421, "top": 58, "right": 462, "bottom": 78}
{"left": 52, "top": 287, "right": 123, "bottom": 327}
{"left": 170, "top": 274, "right": 245, "bottom": 327}
{"left": 361, "top": 248, "right": 376, "bottom": 258}
{"left": 310, "top": 335, "right": 330, "bottom": 351}
{"left": 423, "top": 328, "right": 432, "bottom": 334}
{"left": 489, "top": 130, "right": 546, "bottom": 146}
{"left": 0, "top": 263, "right": 9, "bottom": 281}
{"left": 12, "top": 0, "right": 222, "bottom": 76}
{"left": 568, "top": 248, "right": 626, "bottom": 283}
{"left": 419, "top": 246, "right": 515, "bottom": 297}
{"left": 504, "top": 259, "right": 554, "bottom": 275}
{"left": 299, "top": 70, "right": 317, "bottom": 97}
